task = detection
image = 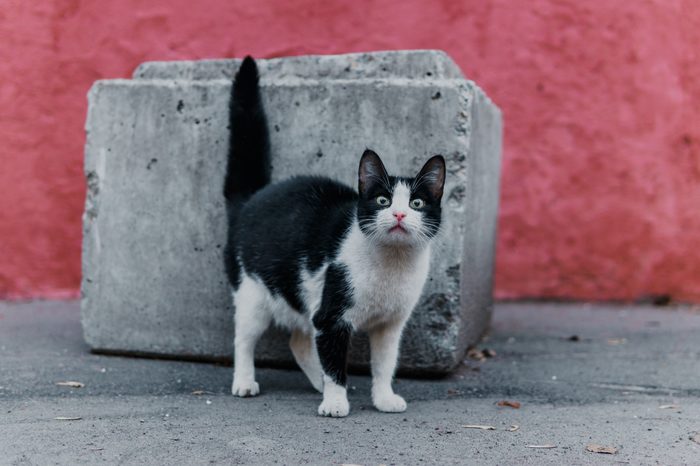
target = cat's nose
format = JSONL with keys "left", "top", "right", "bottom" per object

{"left": 393, "top": 212, "right": 406, "bottom": 222}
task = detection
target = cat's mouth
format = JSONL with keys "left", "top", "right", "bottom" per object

{"left": 388, "top": 224, "right": 408, "bottom": 234}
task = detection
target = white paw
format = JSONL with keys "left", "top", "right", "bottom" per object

{"left": 231, "top": 379, "right": 260, "bottom": 397}
{"left": 373, "top": 393, "right": 407, "bottom": 413}
{"left": 318, "top": 397, "right": 350, "bottom": 417}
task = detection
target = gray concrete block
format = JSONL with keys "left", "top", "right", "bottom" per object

{"left": 81, "top": 51, "right": 502, "bottom": 375}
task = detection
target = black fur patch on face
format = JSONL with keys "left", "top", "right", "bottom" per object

{"left": 358, "top": 149, "right": 389, "bottom": 196}
{"left": 414, "top": 155, "right": 446, "bottom": 200}
{"left": 409, "top": 155, "right": 446, "bottom": 238}
{"left": 357, "top": 178, "right": 395, "bottom": 235}
{"left": 313, "top": 263, "right": 354, "bottom": 386}
{"left": 357, "top": 150, "right": 393, "bottom": 235}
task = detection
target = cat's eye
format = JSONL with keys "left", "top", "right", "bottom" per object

{"left": 410, "top": 198, "right": 425, "bottom": 209}
{"left": 376, "top": 196, "right": 391, "bottom": 206}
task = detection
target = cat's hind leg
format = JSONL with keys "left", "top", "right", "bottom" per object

{"left": 289, "top": 329, "right": 324, "bottom": 393}
{"left": 231, "top": 275, "right": 272, "bottom": 397}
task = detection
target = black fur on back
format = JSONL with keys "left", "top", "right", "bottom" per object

{"left": 223, "top": 57, "right": 359, "bottom": 296}
{"left": 234, "top": 176, "right": 358, "bottom": 310}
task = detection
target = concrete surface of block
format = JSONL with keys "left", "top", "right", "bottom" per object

{"left": 81, "top": 51, "right": 502, "bottom": 375}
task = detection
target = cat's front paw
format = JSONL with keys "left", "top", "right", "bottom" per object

{"left": 373, "top": 393, "right": 407, "bottom": 413}
{"left": 231, "top": 379, "right": 260, "bottom": 397}
{"left": 318, "top": 397, "right": 350, "bottom": 417}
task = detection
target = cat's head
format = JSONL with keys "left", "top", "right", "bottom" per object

{"left": 357, "top": 149, "right": 446, "bottom": 248}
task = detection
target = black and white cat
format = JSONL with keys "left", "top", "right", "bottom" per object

{"left": 224, "top": 57, "right": 446, "bottom": 417}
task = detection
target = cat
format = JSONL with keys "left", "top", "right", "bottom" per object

{"left": 223, "top": 56, "right": 446, "bottom": 417}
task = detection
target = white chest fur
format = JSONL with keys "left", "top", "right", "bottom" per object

{"left": 337, "top": 223, "right": 431, "bottom": 330}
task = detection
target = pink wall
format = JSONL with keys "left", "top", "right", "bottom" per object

{"left": 1, "top": 0, "right": 699, "bottom": 302}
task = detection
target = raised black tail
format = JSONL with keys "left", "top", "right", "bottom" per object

{"left": 223, "top": 56, "right": 270, "bottom": 206}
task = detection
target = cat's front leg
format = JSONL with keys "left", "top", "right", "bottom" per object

{"left": 313, "top": 264, "right": 353, "bottom": 417}
{"left": 369, "top": 318, "right": 408, "bottom": 413}
{"left": 315, "top": 324, "right": 351, "bottom": 417}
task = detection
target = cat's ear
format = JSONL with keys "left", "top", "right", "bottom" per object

{"left": 415, "top": 155, "right": 446, "bottom": 200}
{"left": 358, "top": 149, "right": 389, "bottom": 196}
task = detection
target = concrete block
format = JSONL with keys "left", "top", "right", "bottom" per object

{"left": 81, "top": 51, "right": 502, "bottom": 375}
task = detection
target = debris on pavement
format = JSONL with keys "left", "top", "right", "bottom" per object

{"left": 506, "top": 425, "right": 520, "bottom": 432}
{"left": 586, "top": 444, "right": 618, "bottom": 454}
{"left": 690, "top": 432, "right": 700, "bottom": 444}
{"left": 191, "top": 390, "right": 205, "bottom": 395}
{"left": 497, "top": 400, "right": 521, "bottom": 409}
{"left": 462, "top": 425, "right": 496, "bottom": 430}
{"left": 567, "top": 335, "right": 580, "bottom": 342}
{"left": 658, "top": 404, "right": 680, "bottom": 410}
{"left": 607, "top": 338, "right": 627, "bottom": 345}
{"left": 526, "top": 444, "right": 556, "bottom": 449}
{"left": 466, "top": 347, "right": 497, "bottom": 361}
{"left": 56, "top": 381, "right": 84, "bottom": 388}
{"left": 54, "top": 416, "right": 82, "bottom": 421}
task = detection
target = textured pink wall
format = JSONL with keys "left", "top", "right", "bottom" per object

{"left": 1, "top": 0, "right": 699, "bottom": 301}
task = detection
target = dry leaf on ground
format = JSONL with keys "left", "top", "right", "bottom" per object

{"left": 506, "top": 425, "right": 520, "bottom": 432}
{"left": 466, "top": 347, "right": 497, "bottom": 361}
{"left": 607, "top": 338, "right": 627, "bottom": 345}
{"left": 54, "top": 416, "right": 82, "bottom": 421}
{"left": 56, "top": 381, "right": 84, "bottom": 388}
{"left": 586, "top": 444, "right": 618, "bottom": 454}
{"left": 497, "top": 400, "right": 521, "bottom": 409}
{"left": 658, "top": 404, "right": 680, "bottom": 410}
{"left": 526, "top": 444, "right": 556, "bottom": 449}
{"left": 462, "top": 425, "right": 496, "bottom": 430}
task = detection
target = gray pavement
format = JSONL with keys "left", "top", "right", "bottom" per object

{"left": 1, "top": 301, "right": 699, "bottom": 465}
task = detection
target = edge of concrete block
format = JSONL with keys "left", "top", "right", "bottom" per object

{"left": 458, "top": 81, "right": 503, "bottom": 350}
{"left": 133, "top": 50, "right": 464, "bottom": 81}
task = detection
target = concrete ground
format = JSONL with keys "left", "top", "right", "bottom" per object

{"left": 1, "top": 301, "right": 699, "bottom": 465}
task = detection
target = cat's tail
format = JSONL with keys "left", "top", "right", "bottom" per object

{"left": 223, "top": 56, "right": 270, "bottom": 207}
